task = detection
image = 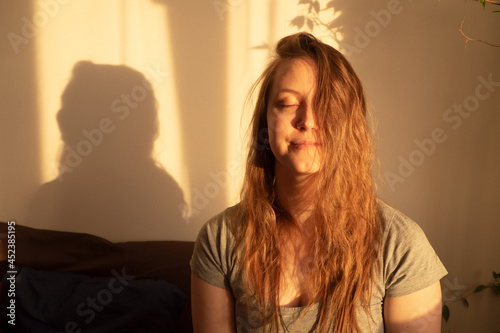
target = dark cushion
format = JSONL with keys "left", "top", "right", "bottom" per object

{"left": 0, "top": 222, "right": 195, "bottom": 332}
{"left": 2, "top": 267, "right": 186, "bottom": 333}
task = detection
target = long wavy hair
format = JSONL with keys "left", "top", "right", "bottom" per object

{"left": 232, "top": 32, "right": 383, "bottom": 332}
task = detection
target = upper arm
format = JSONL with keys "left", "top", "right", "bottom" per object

{"left": 383, "top": 281, "right": 443, "bottom": 333}
{"left": 191, "top": 272, "right": 236, "bottom": 333}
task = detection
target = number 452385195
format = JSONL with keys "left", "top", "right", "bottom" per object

{"left": 7, "top": 221, "right": 15, "bottom": 270}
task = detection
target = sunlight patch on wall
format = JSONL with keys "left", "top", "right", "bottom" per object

{"left": 35, "top": 0, "right": 187, "bottom": 197}
{"left": 36, "top": 0, "right": 125, "bottom": 183}
{"left": 120, "top": 2, "right": 190, "bottom": 204}
{"left": 225, "top": 0, "right": 288, "bottom": 206}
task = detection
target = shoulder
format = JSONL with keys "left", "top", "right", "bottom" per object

{"left": 378, "top": 201, "right": 425, "bottom": 241}
{"left": 197, "top": 203, "right": 241, "bottom": 243}
{"left": 377, "top": 200, "right": 447, "bottom": 297}
{"left": 377, "top": 200, "right": 433, "bottom": 255}
{"left": 190, "top": 204, "right": 242, "bottom": 290}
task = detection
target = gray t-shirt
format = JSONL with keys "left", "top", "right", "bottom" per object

{"left": 190, "top": 201, "right": 447, "bottom": 332}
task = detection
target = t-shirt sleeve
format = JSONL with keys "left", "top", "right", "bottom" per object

{"left": 190, "top": 209, "right": 234, "bottom": 291}
{"left": 382, "top": 207, "right": 448, "bottom": 298}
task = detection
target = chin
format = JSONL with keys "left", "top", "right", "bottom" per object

{"left": 275, "top": 158, "right": 320, "bottom": 177}
{"left": 293, "top": 166, "right": 320, "bottom": 176}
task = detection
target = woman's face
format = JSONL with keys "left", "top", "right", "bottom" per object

{"left": 266, "top": 57, "right": 321, "bottom": 178}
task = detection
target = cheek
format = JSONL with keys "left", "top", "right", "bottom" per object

{"left": 266, "top": 115, "right": 281, "bottom": 156}
{"left": 267, "top": 112, "right": 288, "bottom": 141}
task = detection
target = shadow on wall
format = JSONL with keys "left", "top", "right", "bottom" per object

{"left": 26, "top": 62, "right": 185, "bottom": 241}
{"left": 153, "top": 0, "right": 229, "bottom": 226}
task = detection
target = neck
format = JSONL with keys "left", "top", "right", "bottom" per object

{"left": 275, "top": 165, "right": 318, "bottom": 227}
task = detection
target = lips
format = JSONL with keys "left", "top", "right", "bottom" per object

{"left": 291, "top": 141, "right": 320, "bottom": 149}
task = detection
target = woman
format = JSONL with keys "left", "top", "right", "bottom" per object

{"left": 190, "top": 33, "right": 447, "bottom": 332}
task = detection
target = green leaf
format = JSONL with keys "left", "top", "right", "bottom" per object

{"left": 474, "top": 284, "right": 488, "bottom": 293}
{"left": 494, "top": 271, "right": 499, "bottom": 279}
{"left": 442, "top": 304, "right": 450, "bottom": 322}
{"left": 480, "top": 0, "right": 486, "bottom": 9}
{"left": 462, "top": 298, "right": 469, "bottom": 308}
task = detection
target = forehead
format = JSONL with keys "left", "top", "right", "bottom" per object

{"left": 269, "top": 57, "right": 318, "bottom": 95}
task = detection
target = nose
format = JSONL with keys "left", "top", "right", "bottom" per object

{"left": 296, "top": 103, "right": 316, "bottom": 130}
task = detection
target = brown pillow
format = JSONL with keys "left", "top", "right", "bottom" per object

{"left": 0, "top": 222, "right": 194, "bottom": 296}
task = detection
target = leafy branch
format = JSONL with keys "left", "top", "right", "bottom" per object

{"left": 442, "top": 270, "right": 500, "bottom": 324}
{"left": 477, "top": 0, "right": 500, "bottom": 9}
{"left": 293, "top": 0, "right": 500, "bottom": 49}
{"left": 289, "top": 0, "right": 343, "bottom": 45}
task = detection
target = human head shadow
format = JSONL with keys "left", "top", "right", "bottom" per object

{"left": 27, "top": 61, "right": 185, "bottom": 241}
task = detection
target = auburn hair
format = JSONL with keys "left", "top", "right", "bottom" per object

{"left": 232, "top": 32, "right": 382, "bottom": 332}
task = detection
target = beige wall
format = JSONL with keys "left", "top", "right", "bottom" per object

{"left": 1, "top": 0, "right": 499, "bottom": 331}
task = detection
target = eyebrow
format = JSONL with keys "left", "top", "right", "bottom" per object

{"left": 275, "top": 88, "right": 300, "bottom": 95}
